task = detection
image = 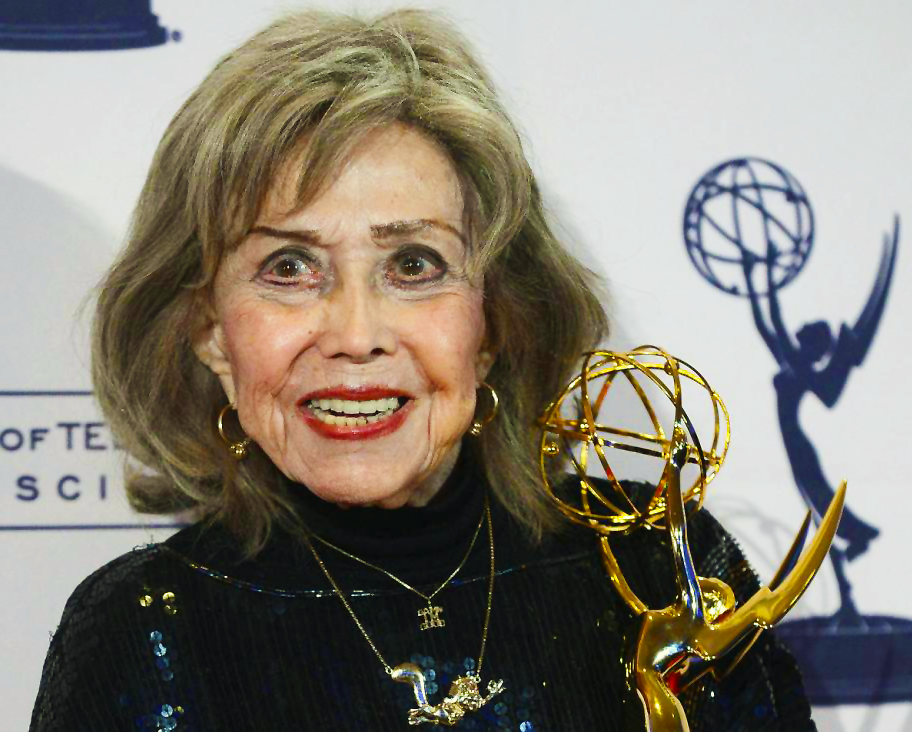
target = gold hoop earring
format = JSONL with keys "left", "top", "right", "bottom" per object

{"left": 217, "top": 404, "right": 251, "bottom": 460}
{"left": 469, "top": 382, "right": 499, "bottom": 437}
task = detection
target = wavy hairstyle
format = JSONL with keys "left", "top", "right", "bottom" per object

{"left": 92, "top": 8, "right": 608, "bottom": 554}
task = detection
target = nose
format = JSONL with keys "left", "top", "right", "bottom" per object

{"left": 317, "top": 281, "right": 397, "bottom": 362}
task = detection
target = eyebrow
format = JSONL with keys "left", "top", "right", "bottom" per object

{"left": 249, "top": 225, "right": 320, "bottom": 245}
{"left": 371, "top": 219, "right": 467, "bottom": 246}
{"left": 249, "top": 218, "right": 466, "bottom": 247}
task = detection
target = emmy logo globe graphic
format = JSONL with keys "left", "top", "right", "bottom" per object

{"left": 683, "top": 158, "right": 813, "bottom": 298}
{"left": 682, "top": 157, "right": 907, "bottom": 705}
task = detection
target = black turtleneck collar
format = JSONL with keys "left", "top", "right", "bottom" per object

{"left": 289, "top": 446, "right": 485, "bottom": 561}
{"left": 163, "top": 445, "right": 493, "bottom": 591}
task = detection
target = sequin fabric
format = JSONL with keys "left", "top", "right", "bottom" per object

{"left": 30, "top": 470, "right": 816, "bottom": 731}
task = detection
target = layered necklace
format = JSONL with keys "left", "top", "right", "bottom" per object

{"left": 304, "top": 496, "right": 504, "bottom": 727}
{"left": 312, "top": 497, "right": 487, "bottom": 632}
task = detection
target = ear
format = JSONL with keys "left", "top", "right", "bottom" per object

{"left": 475, "top": 348, "right": 496, "bottom": 385}
{"left": 474, "top": 315, "right": 498, "bottom": 384}
{"left": 192, "top": 319, "right": 238, "bottom": 405}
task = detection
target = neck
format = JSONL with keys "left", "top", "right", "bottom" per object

{"left": 285, "top": 445, "right": 484, "bottom": 567}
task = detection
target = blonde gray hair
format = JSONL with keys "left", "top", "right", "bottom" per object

{"left": 92, "top": 8, "right": 608, "bottom": 554}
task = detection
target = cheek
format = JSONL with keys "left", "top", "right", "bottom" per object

{"left": 418, "top": 297, "right": 486, "bottom": 408}
{"left": 221, "top": 301, "right": 316, "bottom": 398}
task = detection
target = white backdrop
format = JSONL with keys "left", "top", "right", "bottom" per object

{"left": 2, "top": 2, "right": 910, "bottom": 729}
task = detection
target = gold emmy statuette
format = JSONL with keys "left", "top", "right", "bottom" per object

{"left": 538, "top": 346, "right": 846, "bottom": 731}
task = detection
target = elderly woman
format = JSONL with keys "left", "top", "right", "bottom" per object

{"left": 31, "top": 9, "right": 813, "bottom": 731}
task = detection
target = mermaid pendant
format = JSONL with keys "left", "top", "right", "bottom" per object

{"left": 391, "top": 663, "right": 505, "bottom": 726}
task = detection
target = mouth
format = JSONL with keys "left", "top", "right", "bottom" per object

{"left": 306, "top": 396, "right": 406, "bottom": 427}
{"left": 298, "top": 387, "right": 413, "bottom": 440}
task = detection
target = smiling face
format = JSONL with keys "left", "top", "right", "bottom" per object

{"left": 195, "top": 124, "right": 492, "bottom": 508}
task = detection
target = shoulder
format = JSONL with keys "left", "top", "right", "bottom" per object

{"left": 30, "top": 526, "right": 235, "bottom": 732}
{"left": 51, "top": 521, "right": 221, "bottom": 618}
{"left": 53, "top": 544, "right": 162, "bottom": 626}
{"left": 30, "top": 545, "right": 158, "bottom": 730}
{"left": 37, "top": 538, "right": 185, "bottom": 652}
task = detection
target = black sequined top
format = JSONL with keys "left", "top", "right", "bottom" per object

{"left": 30, "top": 456, "right": 815, "bottom": 731}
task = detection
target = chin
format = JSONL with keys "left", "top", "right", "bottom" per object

{"left": 288, "top": 463, "right": 428, "bottom": 508}
{"left": 339, "top": 491, "right": 413, "bottom": 509}
{"left": 273, "top": 431, "right": 461, "bottom": 508}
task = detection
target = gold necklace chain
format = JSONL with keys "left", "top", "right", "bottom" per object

{"left": 304, "top": 497, "right": 504, "bottom": 726}
{"left": 311, "top": 498, "right": 487, "bottom": 631}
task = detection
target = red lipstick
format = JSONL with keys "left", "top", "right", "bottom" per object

{"left": 298, "top": 386, "right": 413, "bottom": 441}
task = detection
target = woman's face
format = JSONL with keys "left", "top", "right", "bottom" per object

{"left": 196, "top": 124, "right": 492, "bottom": 508}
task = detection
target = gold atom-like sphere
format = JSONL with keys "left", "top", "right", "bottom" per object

{"left": 538, "top": 345, "right": 730, "bottom": 533}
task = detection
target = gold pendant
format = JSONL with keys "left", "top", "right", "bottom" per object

{"left": 391, "top": 663, "right": 505, "bottom": 726}
{"left": 418, "top": 605, "right": 445, "bottom": 631}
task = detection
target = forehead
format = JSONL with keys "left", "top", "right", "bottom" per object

{"left": 258, "top": 123, "right": 465, "bottom": 230}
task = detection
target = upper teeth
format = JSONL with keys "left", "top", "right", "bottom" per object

{"left": 309, "top": 397, "right": 401, "bottom": 415}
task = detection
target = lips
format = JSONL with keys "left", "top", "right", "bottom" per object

{"left": 298, "top": 386, "right": 413, "bottom": 440}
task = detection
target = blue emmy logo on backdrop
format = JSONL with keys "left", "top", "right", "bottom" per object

{"left": 682, "top": 158, "right": 909, "bottom": 705}
{"left": 0, "top": 0, "right": 175, "bottom": 52}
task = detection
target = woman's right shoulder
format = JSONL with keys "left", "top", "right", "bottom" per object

{"left": 59, "top": 544, "right": 159, "bottom": 610}
{"left": 56, "top": 523, "right": 211, "bottom": 619}
{"left": 30, "top": 526, "right": 210, "bottom": 731}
